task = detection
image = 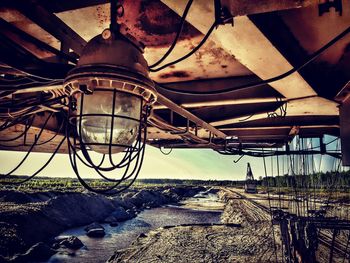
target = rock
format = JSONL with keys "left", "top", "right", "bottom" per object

{"left": 111, "top": 197, "right": 136, "bottom": 210}
{"left": 111, "top": 207, "right": 133, "bottom": 221}
{"left": 86, "top": 228, "right": 105, "bottom": 238}
{"left": 206, "top": 188, "right": 219, "bottom": 194}
{"left": 126, "top": 209, "right": 137, "bottom": 217}
{"left": 59, "top": 236, "right": 84, "bottom": 250}
{"left": 11, "top": 242, "right": 56, "bottom": 262}
{"left": 84, "top": 222, "right": 105, "bottom": 238}
{"left": 84, "top": 222, "right": 105, "bottom": 232}
{"left": 109, "top": 222, "right": 119, "bottom": 227}
{"left": 103, "top": 215, "right": 118, "bottom": 224}
{"left": 130, "top": 190, "right": 167, "bottom": 208}
{"left": 0, "top": 222, "right": 26, "bottom": 257}
{"left": 138, "top": 233, "right": 147, "bottom": 238}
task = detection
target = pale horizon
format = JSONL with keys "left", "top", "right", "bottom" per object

{"left": 0, "top": 136, "right": 345, "bottom": 182}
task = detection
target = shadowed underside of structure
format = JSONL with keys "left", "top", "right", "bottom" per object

{"left": 0, "top": 0, "right": 349, "bottom": 158}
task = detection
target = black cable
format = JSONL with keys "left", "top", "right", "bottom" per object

{"left": 73, "top": 91, "right": 141, "bottom": 172}
{"left": 0, "top": 135, "right": 66, "bottom": 185}
{"left": 35, "top": 120, "right": 65, "bottom": 146}
{"left": 0, "top": 115, "right": 35, "bottom": 142}
{"left": 66, "top": 94, "right": 149, "bottom": 193}
{"left": 155, "top": 26, "right": 350, "bottom": 95}
{"left": 0, "top": 112, "right": 54, "bottom": 178}
{"left": 0, "top": 114, "right": 33, "bottom": 131}
{"left": 150, "top": 21, "right": 217, "bottom": 72}
{"left": 149, "top": 0, "right": 194, "bottom": 69}
{"left": 239, "top": 113, "right": 255, "bottom": 122}
{"left": 159, "top": 146, "right": 173, "bottom": 155}
{"left": 0, "top": 95, "right": 67, "bottom": 109}
{"left": 67, "top": 124, "right": 147, "bottom": 195}
{"left": 0, "top": 81, "right": 63, "bottom": 92}
{"left": 3, "top": 65, "right": 63, "bottom": 82}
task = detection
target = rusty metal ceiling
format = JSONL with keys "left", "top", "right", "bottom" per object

{"left": 0, "top": 0, "right": 349, "bottom": 154}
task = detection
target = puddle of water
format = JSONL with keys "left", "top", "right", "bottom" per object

{"left": 48, "top": 192, "right": 224, "bottom": 263}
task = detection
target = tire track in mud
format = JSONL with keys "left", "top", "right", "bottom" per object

{"left": 108, "top": 188, "right": 282, "bottom": 263}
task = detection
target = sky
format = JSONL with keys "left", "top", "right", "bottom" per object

{"left": 0, "top": 135, "right": 345, "bottom": 181}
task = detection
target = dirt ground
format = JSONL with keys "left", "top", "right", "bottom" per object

{"left": 108, "top": 188, "right": 282, "bottom": 263}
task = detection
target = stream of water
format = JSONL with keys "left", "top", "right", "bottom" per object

{"left": 48, "top": 191, "right": 224, "bottom": 263}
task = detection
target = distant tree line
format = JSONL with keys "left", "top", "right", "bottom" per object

{"left": 134, "top": 178, "right": 246, "bottom": 187}
{"left": 260, "top": 171, "right": 350, "bottom": 190}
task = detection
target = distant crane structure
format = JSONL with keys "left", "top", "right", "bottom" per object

{"left": 244, "top": 163, "right": 257, "bottom": 194}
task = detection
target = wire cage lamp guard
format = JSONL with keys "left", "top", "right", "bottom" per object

{"left": 66, "top": 87, "right": 151, "bottom": 195}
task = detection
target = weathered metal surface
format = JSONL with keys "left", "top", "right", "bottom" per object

{"left": 153, "top": 97, "right": 286, "bottom": 110}
{"left": 161, "top": 0, "right": 317, "bottom": 99}
{"left": 0, "top": 32, "right": 73, "bottom": 79}
{"left": 221, "top": 0, "right": 317, "bottom": 17}
{"left": 0, "top": 7, "right": 61, "bottom": 51}
{"left": 0, "top": 18, "right": 77, "bottom": 62}
{"left": 0, "top": 0, "right": 347, "bottom": 153}
{"left": 54, "top": 1, "right": 252, "bottom": 82}
{"left": 0, "top": 127, "right": 67, "bottom": 153}
{"left": 222, "top": 126, "right": 339, "bottom": 139}
{"left": 208, "top": 96, "right": 338, "bottom": 127}
{"left": 1, "top": 1, "right": 87, "bottom": 55}
{"left": 281, "top": 1, "right": 350, "bottom": 65}
{"left": 335, "top": 81, "right": 350, "bottom": 165}
{"left": 251, "top": 8, "right": 350, "bottom": 99}
{"left": 156, "top": 93, "right": 227, "bottom": 139}
{"left": 217, "top": 116, "right": 339, "bottom": 129}
{"left": 0, "top": 114, "right": 67, "bottom": 153}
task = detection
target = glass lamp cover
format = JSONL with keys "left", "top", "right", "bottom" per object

{"left": 76, "top": 90, "right": 142, "bottom": 154}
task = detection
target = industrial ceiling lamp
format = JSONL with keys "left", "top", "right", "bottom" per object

{"left": 64, "top": 1, "right": 157, "bottom": 194}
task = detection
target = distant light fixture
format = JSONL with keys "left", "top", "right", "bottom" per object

{"left": 63, "top": 9, "right": 157, "bottom": 193}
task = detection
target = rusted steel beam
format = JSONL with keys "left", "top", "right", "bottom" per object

{"left": 155, "top": 93, "right": 227, "bottom": 139}
{"left": 153, "top": 97, "right": 286, "bottom": 110}
{"left": 9, "top": 1, "right": 86, "bottom": 55}
{"left": 161, "top": 0, "right": 316, "bottom": 99}
{"left": 335, "top": 81, "right": 350, "bottom": 166}
{"left": 220, "top": 0, "right": 317, "bottom": 17}
{"left": 149, "top": 114, "right": 210, "bottom": 145}
{"left": 216, "top": 115, "right": 339, "bottom": 129}
{"left": 0, "top": 18, "right": 77, "bottom": 64}
{"left": 0, "top": 33, "right": 72, "bottom": 81}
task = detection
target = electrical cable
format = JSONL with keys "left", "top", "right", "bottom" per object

{"left": 149, "top": 0, "right": 194, "bottom": 69}
{"left": 0, "top": 80, "right": 63, "bottom": 91}
{"left": 67, "top": 123, "right": 147, "bottom": 195}
{"left": 150, "top": 21, "right": 217, "bottom": 72}
{"left": 0, "top": 135, "right": 66, "bottom": 185}
{"left": 159, "top": 146, "right": 173, "bottom": 155}
{"left": 3, "top": 64, "right": 64, "bottom": 82}
{"left": 155, "top": 26, "right": 350, "bottom": 95}
{"left": 0, "top": 115, "right": 35, "bottom": 142}
{"left": 65, "top": 92, "right": 150, "bottom": 194}
{"left": 0, "top": 112, "right": 54, "bottom": 178}
{"left": 35, "top": 121, "right": 65, "bottom": 146}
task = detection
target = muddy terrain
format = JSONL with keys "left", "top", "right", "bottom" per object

{"left": 0, "top": 186, "right": 204, "bottom": 262}
{"left": 108, "top": 189, "right": 282, "bottom": 263}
